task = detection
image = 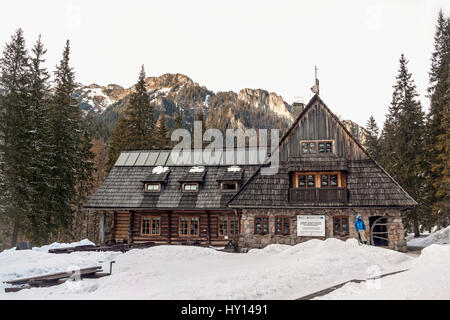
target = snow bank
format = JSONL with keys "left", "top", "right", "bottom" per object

{"left": 407, "top": 226, "right": 450, "bottom": 248}
{"left": 317, "top": 244, "right": 450, "bottom": 300}
{"left": 189, "top": 166, "right": 205, "bottom": 173}
{"left": 1, "top": 239, "right": 95, "bottom": 254}
{"left": 0, "top": 238, "right": 415, "bottom": 300}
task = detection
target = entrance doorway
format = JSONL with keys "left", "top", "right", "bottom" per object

{"left": 369, "top": 216, "right": 389, "bottom": 246}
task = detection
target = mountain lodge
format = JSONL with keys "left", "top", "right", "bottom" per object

{"left": 84, "top": 94, "right": 417, "bottom": 252}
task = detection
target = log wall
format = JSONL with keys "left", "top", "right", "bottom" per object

{"left": 113, "top": 210, "right": 240, "bottom": 246}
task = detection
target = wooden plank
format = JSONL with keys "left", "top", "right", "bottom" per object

{"left": 5, "top": 266, "right": 102, "bottom": 285}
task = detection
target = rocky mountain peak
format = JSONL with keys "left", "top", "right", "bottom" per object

{"left": 238, "top": 88, "right": 293, "bottom": 120}
{"left": 145, "top": 73, "right": 194, "bottom": 91}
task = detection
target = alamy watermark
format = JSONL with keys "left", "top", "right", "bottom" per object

{"left": 170, "top": 121, "right": 280, "bottom": 175}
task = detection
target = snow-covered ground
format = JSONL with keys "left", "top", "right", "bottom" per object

{"left": 407, "top": 226, "right": 450, "bottom": 248}
{"left": 318, "top": 244, "right": 450, "bottom": 299}
{"left": 0, "top": 238, "right": 448, "bottom": 300}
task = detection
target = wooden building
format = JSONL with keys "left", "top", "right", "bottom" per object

{"left": 85, "top": 94, "right": 416, "bottom": 251}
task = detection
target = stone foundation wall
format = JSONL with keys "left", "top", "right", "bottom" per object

{"left": 239, "top": 208, "right": 407, "bottom": 252}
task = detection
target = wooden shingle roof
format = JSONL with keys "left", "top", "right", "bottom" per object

{"left": 85, "top": 152, "right": 259, "bottom": 210}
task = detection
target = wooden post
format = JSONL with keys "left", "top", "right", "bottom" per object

{"left": 99, "top": 212, "right": 106, "bottom": 245}
{"left": 207, "top": 211, "right": 211, "bottom": 245}
{"left": 129, "top": 211, "right": 135, "bottom": 244}
{"left": 168, "top": 211, "right": 172, "bottom": 244}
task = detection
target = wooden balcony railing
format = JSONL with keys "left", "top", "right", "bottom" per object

{"left": 289, "top": 187, "right": 348, "bottom": 204}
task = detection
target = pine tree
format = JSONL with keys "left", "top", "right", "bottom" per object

{"left": 425, "top": 11, "right": 450, "bottom": 226}
{"left": 364, "top": 115, "right": 380, "bottom": 160}
{"left": 124, "top": 65, "right": 154, "bottom": 150}
{"left": 193, "top": 110, "right": 207, "bottom": 149}
{"left": 174, "top": 110, "right": 183, "bottom": 130}
{"left": 106, "top": 115, "right": 128, "bottom": 172}
{"left": 107, "top": 66, "right": 155, "bottom": 169}
{"left": 0, "top": 29, "right": 33, "bottom": 246}
{"left": 72, "top": 131, "right": 95, "bottom": 240}
{"left": 432, "top": 73, "right": 449, "bottom": 225}
{"left": 380, "top": 54, "right": 427, "bottom": 236}
{"left": 157, "top": 114, "right": 170, "bottom": 148}
{"left": 26, "top": 35, "right": 54, "bottom": 243}
{"left": 47, "top": 40, "right": 82, "bottom": 238}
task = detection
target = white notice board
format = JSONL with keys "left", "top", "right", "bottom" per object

{"left": 297, "top": 215, "right": 325, "bottom": 237}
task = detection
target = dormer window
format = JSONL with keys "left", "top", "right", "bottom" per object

{"left": 221, "top": 181, "right": 238, "bottom": 191}
{"left": 183, "top": 183, "right": 199, "bottom": 192}
{"left": 145, "top": 183, "right": 161, "bottom": 192}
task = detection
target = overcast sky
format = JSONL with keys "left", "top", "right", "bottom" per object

{"left": 1, "top": 0, "right": 449, "bottom": 127}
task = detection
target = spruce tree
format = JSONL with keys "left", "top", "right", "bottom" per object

{"left": 425, "top": 11, "right": 450, "bottom": 226}
{"left": 47, "top": 40, "right": 82, "bottom": 237}
{"left": 174, "top": 110, "right": 183, "bottom": 130}
{"left": 0, "top": 29, "right": 33, "bottom": 246}
{"left": 72, "top": 131, "right": 95, "bottom": 240}
{"left": 107, "top": 65, "right": 155, "bottom": 169}
{"left": 26, "top": 35, "right": 54, "bottom": 243}
{"left": 157, "top": 114, "right": 170, "bottom": 148}
{"left": 380, "top": 54, "right": 427, "bottom": 236}
{"left": 364, "top": 115, "right": 380, "bottom": 160}
{"left": 106, "top": 115, "right": 129, "bottom": 172}
{"left": 124, "top": 65, "right": 154, "bottom": 150}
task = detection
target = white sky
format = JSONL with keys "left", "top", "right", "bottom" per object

{"left": 1, "top": 0, "right": 449, "bottom": 127}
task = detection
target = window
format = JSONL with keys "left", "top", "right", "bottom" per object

{"left": 275, "top": 216, "right": 290, "bottom": 235}
{"left": 318, "top": 141, "right": 333, "bottom": 153}
{"left": 254, "top": 216, "right": 269, "bottom": 235}
{"left": 190, "top": 217, "right": 199, "bottom": 236}
{"left": 302, "top": 142, "right": 316, "bottom": 154}
{"left": 229, "top": 217, "right": 239, "bottom": 236}
{"left": 145, "top": 183, "right": 161, "bottom": 192}
{"left": 333, "top": 216, "right": 349, "bottom": 236}
{"left": 141, "top": 216, "right": 160, "bottom": 235}
{"left": 142, "top": 217, "right": 150, "bottom": 234}
{"left": 297, "top": 174, "right": 316, "bottom": 188}
{"left": 183, "top": 183, "right": 199, "bottom": 192}
{"left": 221, "top": 181, "right": 238, "bottom": 191}
{"left": 179, "top": 216, "right": 199, "bottom": 236}
{"left": 293, "top": 172, "right": 345, "bottom": 188}
{"left": 179, "top": 217, "right": 188, "bottom": 235}
{"left": 219, "top": 216, "right": 239, "bottom": 237}
{"left": 301, "top": 140, "right": 333, "bottom": 154}
{"left": 320, "top": 174, "right": 339, "bottom": 187}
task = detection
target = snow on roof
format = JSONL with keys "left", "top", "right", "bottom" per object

{"left": 152, "top": 166, "right": 169, "bottom": 174}
{"left": 227, "top": 166, "right": 241, "bottom": 172}
{"left": 189, "top": 166, "right": 205, "bottom": 173}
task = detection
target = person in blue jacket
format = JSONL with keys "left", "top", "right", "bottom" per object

{"left": 354, "top": 214, "right": 367, "bottom": 245}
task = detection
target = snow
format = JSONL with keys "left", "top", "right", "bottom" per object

{"left": 227, "top": 166, "right": 241, "bottom": 172}
{"left": 0, "top": 238, "right": 422, "bottom": 300}
{"left": 407, "top": 226, "right": 450, "bottom": 248}
{"left": 159, "top": 87, "right": 171, "bottom": 94}
{"left": 152, "top": 166, "right": 169, "bottom": 174}
{"left": 189, "top": 166, "right": 205, "bottom": 173}
{"left": 81, "top": 87, "right": 116, "bottom": 113}
{"left": 317, "top": 244, "right": 450, "bottom": 300}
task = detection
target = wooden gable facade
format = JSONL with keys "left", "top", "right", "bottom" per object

{"left": 227, "top": 94, "right": 416, "bottom": 252}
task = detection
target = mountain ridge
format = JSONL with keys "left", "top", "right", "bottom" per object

{"left": 76, "top": 73, "right": 367, "bottom": 145}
